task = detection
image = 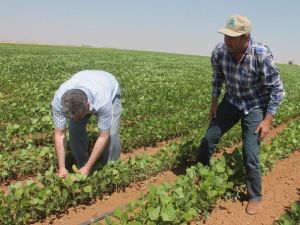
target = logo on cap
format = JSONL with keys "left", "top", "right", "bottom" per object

{"left": 227, "top": 18, "right": 236, "bottom": 28}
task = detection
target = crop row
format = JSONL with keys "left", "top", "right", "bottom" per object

{"left": 0, "top": 121, "right": 242, "bottom": 183}
{"left": 101, "top": 120, "right": 300, "bottom": 225}
{"left": 1, "top": 106, "right": 298, "bottom": 185}
{"left": 0, "top": 118, "right": 299, "bottom": 224}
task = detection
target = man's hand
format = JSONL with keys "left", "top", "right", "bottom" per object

{"left": 79, "top": 165, "right": 91, "bottom": 176}
{"left": 209, "top": 103, "right": 218, "bottom": 121}
{"left": 79, "top": 131, "right": 110, "bottom": 176}
{"left": 255, "top": 113, "right": 273, "bottom": 141}
{"left": 58, "top": 167, "right": 69, "bottom": 178}
{"left": 209, "top": 97, "right": 218, "bottom": 122}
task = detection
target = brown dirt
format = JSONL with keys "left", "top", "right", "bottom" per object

{"left": 32, "top": 123, "right": 293, "bottom": 225}
{"left": 195, "top": 150, "right": 300, "bottom": 225}
{"left": 0, "top": 175, "right": 37, "bottom": 194}
{"left": 0, "top": 186, "right": 6, "bottom": 193}
{"left": 119, "top": 139, "right": 177, "bottom": 161}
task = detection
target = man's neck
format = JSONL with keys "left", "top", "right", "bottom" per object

{"left": 232, "top": 42, "right": 249, "bottom": 63}
{"left": 232, "top": 51, "right": 245, "bottom": 63}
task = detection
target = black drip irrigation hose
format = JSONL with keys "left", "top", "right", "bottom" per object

{"left": 78, "top": 204, "right": 128, "bottom": 225}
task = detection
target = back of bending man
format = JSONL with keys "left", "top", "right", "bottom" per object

{"left": 51, "top": 70, "right": 122, "bottom": 177}
{"left": 197, "top": 15, "right": 284, "bottom": 215}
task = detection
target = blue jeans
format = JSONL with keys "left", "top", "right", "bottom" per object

{"left": 68, "top": 95, "right": 122, "bottom": 169}
{"left": 197, "top": 99, "right": 264, "bottom": 200}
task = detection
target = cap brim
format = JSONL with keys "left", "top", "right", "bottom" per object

{"left": 218, "top": 28, "right": 244, "bottom": 37}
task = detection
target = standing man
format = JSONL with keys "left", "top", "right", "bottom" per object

{"left": 52, "top": 70, "right": 122, "bottom": 177}
{"left": 197, "top": 15, "right": 284, "bottom": 214}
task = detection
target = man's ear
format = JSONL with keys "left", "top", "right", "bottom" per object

{"left": 85, "top": 102, "right": 90, "bottom": 111}
{"left": 244, "top": 34, "right": 250, "bottom": 41}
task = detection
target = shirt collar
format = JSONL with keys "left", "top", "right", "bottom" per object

{"left": 245, "top": 37, "right": 254, "bottom": 54}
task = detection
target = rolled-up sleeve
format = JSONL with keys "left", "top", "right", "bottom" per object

{"left": 51, "top": 98, "right": 67, "bottom": 129}
{"left": 262, "top": 54, "right": 285, "bottom": 115}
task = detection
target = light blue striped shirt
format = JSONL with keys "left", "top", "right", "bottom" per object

{"left": 52, "top": 70, "right": 120, "bottom": 131}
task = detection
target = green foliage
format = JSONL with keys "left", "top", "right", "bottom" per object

{"left": 0, "top": 43, "right": 299, "bottom": 183}
{"left": 104, "top": 119, "right": 300, "bottom": 224}
{"left": 275, "top": 201, "right": 300, "bottom": 225}
{"left": 0, "top": 44, "right": 300, "bottom": 224}
{"left": 0, "top": 43, "right": 211, "bottom": 152}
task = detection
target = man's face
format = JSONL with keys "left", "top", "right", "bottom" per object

{"left": 224, "top": 35, "right": 248, "bottom": 54}
{"left": 71, "top": 111, "right": 88, "bottom": 121}
{"left": 70, "top": 102, "right": 89, "bottom": 121}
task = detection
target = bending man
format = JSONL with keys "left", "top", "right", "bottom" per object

{"left": 52, "top": 70, "right": 122, "bottom": 177}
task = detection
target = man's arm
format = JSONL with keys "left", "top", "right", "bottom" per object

{"left": 262, "top": 55, "right": 285, "bottom": 116}
{"left": 54, "top": 128, "right": 69, "bottom": 177}
{"left": 79, "top": 131, "right": 110, "bottom": 175}
{"left": 256, "top": 50, "right": 285, "bottom": 141}
{"left": 209, "top": 96, "right": 219, "bottom": 121}
{"left": 79, "top": 102, "right": 112, "bottom": 175}
{"left": 210, "top": 45, "right": 224, "bottom": 121}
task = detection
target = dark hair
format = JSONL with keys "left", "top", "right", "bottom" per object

{"left": 61, "top": 89, "right": 88, "bottom": 117}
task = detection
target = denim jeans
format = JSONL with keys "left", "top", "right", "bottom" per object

{"left": 197, "top": 99, "right": 264, "bottom": 200}
{"left": 68, "top": 95, "right": 122, "bottom": 168}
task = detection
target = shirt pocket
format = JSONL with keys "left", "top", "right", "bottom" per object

{"left": 239, "top": 65, "right": 260, "bottom": 87}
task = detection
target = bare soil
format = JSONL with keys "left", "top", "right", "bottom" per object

{"left": 195, "top": 150, "right": 300, "bottom": 225}
{"left": 119, "top": 139, "right": 176, "bottom": 161}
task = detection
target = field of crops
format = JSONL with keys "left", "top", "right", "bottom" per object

{"left": 0, "top": 43, "right": 300, "bottom": 224}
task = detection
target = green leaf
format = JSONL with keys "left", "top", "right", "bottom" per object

{"left": 112, "top": 169, "right": 119, "bottom": 176}
{"left": 175, "top": 187, "right": 184, "bottom": 199}
{"left": 72, "top": 164, "right": 79, "bottom": 173}
{"left": 148, "top": 206, "right": 160, "bottom": 221}
{"left": 113, "top": 207, "right": 123, "bottom": 219}
{"left": 183, "top": 208, "right": 197, "bottom": 220}
{"left": 76, "top": 173, "right": 87, "bottom": 181}
{"left": 161, "top": 205, "right": 177, "bottom": 222}
{"left": 31, "top": 198, "right": 39, "bottom": 205}
{"left": 26, "top": 180, "right": 34, "bottom": 186}
{"left": 69, "top": 174, "right": 77, "bottom": 182}
{"left": 215, "top": 163, "right": 225, "bottom": 173}
{"left": 83, "top": 185, "right": 92, "bottom": 193}
{"left": 14, "top": 189, "right": 23, "bottom": 199}
{"left": 64, "top": 177, "right": 74, "bottom": 186}
{"left": 41, "top": 115, "right": 51, "bottom": 122}
{"left": 62, "top": 189, "right": 68, "bottom": 199}
{"left": 207, "top": 190, "right": 218, "bottom": 199}
{"left": 160, "top": 195, "right": 172, "bottom": 206}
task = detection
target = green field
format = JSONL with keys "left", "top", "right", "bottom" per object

{"left": 0, "top": 43, "right": 212, "bottom": 152}
{"left": 1, "top": 43, "right": 300, "bottom": 224}
{"left": 1, "top": 43, "right": 299, "bottom": 152}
